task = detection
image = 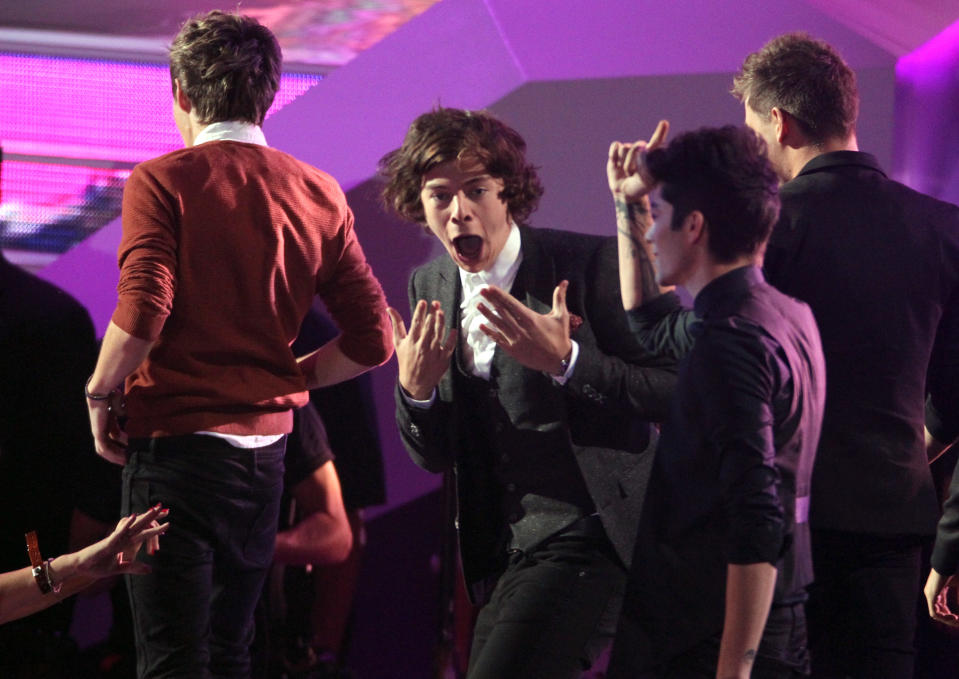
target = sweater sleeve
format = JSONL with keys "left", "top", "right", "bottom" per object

{"left": 111, "top": 164, "right": 177, "bottom": 341}
{"left": 314, "top": 205, "right": 393, "bottom": 367}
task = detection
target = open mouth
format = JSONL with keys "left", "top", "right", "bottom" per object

{"left": 453, "top": 235, "right": 483, "bottom": 261}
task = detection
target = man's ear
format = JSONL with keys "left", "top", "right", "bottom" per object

{"left": 769, "top": 107, "right": 787, "bottom": 144}
{"left": 174, "top": 79, "right": 192, "bottom": 114}
{"left": 770, "top": 107, "right": 806, "bottom": 148}
{"left": 684, "top": 210, "right": 706, "bottom": 245}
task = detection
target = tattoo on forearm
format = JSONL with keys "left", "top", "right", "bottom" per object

{"left": 617, "top": 227, "right": 644, "bottom": 252}
{"left": 743, "top": 649, "right": 756, "bottom": 663}
{"left": 614, "top": 199, "right": 658, "bottom": 295}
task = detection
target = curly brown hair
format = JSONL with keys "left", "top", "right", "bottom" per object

{"left": 169, "top": 10, "right": 281, "bottom": 126}
{"left": 732, "top": 32, "right": 858, "bottom": 145}
{"left": 378, "top": 108, "right": 544, "bottom": 226}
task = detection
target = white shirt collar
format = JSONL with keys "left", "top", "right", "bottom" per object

{"left": 193, "top": 121, "right": 269, "bottom": 147}
{"left": 458, "top": 222, "right": 522, "bottom": 294}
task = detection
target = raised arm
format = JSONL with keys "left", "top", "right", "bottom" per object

{"left": 608, "top": 120, "right": 670, "bottom": 311}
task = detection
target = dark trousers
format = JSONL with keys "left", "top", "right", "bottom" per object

{"left": 806, "top": 529, "right": 924, "bottom": 679}
{"left": 657, "top": 602, "right": 810, "bottom": 678}
{"left": 466, "top": 528, "right": 625, "bottom": 679}
{"left": 122, "top": 434, "right": 286, "bottom": 679}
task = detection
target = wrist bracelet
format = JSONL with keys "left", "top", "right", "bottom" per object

{"left": 556, "top": 348, "right": 573, "bottom": 376}
{"left": 85, "top": 375, "right": 116, "bottom": 401}
{"left": 45, "top": 557, "right": 63, "bottom": 595}
{"left": 25, "top": 531, "right": 55, "bottom": 594}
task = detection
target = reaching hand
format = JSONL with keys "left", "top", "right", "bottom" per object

{"left": 387, "top": 301, "right": 457, "bottom": 401}
{"left": 477, "top": 282, "right": 573, "bottom": 375}
{"left": 607, "top": 119, "right": 670, "bottom": 202}
{"left": 71, "top": 505, "right": 169, "bottom": 579}
{"left": 925, "top": 567, "right": 959, "bottom": 627}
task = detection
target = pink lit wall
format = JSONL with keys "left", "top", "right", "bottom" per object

{"left": 1, "top": 53, "right": 319, "bottom": 259}
{"left": 894, "top": 19, "right": 959, "bottom": 204}
{"left": 0, "top": 53, "right": 319, "bottom": 162}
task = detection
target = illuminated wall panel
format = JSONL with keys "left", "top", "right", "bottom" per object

{"left": 0, "top": 53, "right": 321, "bottom": 258}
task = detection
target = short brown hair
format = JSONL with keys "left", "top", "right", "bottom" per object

{"left": 169, "top": 10, "right": 281, "bottom": 126}
{"left": 732, "top": 32, "right": 858, "bottom": 144}
{"left": 379, "top": 108, "right": 544, "bottom": 225}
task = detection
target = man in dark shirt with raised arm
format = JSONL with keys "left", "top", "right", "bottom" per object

{"left": 606, "top": 125, "right": 826, "bottom": 678}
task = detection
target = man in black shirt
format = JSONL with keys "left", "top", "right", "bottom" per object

{"left": 605, "top": 125, "right": 826, "bottom": 677}
{"left": 733, "top": 33, "right": 959, "bottom": 678}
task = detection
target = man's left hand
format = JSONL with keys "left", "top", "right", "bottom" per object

{"left": 88, "top": 390, "right": 128, "bottom": 466}
{"left": 477, "top": 281, "right": 573, "bottom": 375}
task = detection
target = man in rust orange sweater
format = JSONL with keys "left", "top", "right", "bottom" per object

{"left": 84, "top": 11, "right": 392, "bottom": 678}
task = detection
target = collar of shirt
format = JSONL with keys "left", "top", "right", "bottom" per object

{"left": 193, "top": 121, "right": 269, "bottom": 147}
{"left": 693, "top": 264, "right": 764, "bottom": 319}
{"left": 458, "top": 222, "right": 523, "bottom": 380}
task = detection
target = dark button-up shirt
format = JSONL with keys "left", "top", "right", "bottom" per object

{"left": 623, "top": 265, "right": 826, "bottom": 661}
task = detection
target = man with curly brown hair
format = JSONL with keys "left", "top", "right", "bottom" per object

{"left": 380, "top": 107, "right": 676, "bottom": 678}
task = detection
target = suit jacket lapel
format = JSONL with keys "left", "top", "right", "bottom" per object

{"left": 431, "top": 256, "right": 462, "bottom": 402}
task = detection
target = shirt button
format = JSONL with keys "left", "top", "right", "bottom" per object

{"left": 506, "top": 483, "right": 516, "bottom": 492}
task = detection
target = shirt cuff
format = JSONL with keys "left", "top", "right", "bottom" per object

{"left": 401, "top": 386, "right": 436, "bottom": 409}
{"left": 551, "top": 340, "right": 580, "bottom": 385}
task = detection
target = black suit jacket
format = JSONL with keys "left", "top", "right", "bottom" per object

{"left": 764, "top": 151, "right": 959, "bottom": 536}
{"left": 395, "top": 226, "right": 676, "bottom": 602}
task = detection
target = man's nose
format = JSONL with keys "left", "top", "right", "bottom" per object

{"left": 451, "top": 193, "right": 470, "bottom": 221}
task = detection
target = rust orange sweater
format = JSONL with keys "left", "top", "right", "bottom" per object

{"left": 112, "top": 140, "right": 391, "bottom": 438}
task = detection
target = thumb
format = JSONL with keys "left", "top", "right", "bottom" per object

{"left": 386, "top": 307, "right": 407, "bottom": 342}
{"left": 552, "top": 280, "right": 569, "bottom": 316}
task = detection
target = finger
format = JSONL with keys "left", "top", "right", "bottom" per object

{"left": 479, "top": 323, "right": 509, "bottom": 347}
{"left": 624, "top": 142, "right": 644, "bottom": 174}
{"left": 109, "top": 429, "right": 129, "bottom": 447}
{"left": 608, "top": 141, "right": 621, "bottom": 164}
{"left": 432, "top": 307, "right": 448, "bottom": 350}
{"left": 476, "top": 302, "right": 514, "bottom": 336}
{"left": 386, "top": 307, "right": 408, "bottom": 343}
{"left": 441, "top": 328, "right": 458, "bottom": 356}
{"left": 478, "top": 286, "right": 524, "bottom": 326}
{"left": 552, "top": 280, "right": 570, "bottom": 316}
{"left": 97, "top": 441, "right": 128, "bottom": 466}
{"left": 118, "top": 562, "right": 152, "bottom": 575}
{"left": 409, "top": 299, "right": 428, "bottom": 341}
{"left": 418, "top": 302, "right": 441, "bottom": 347}
{"left": 648, "top": 119, "right": 670, "bottom": 149}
